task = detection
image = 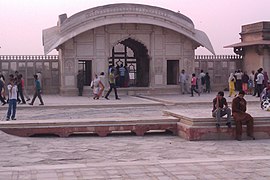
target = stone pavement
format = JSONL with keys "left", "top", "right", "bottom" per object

{"left": 0, "top": 92, "right": 270, "bottom": 179}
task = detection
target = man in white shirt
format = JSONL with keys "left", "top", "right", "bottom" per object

{"left": 256, "top": 68, "right": 264, "bottom": 97}
{"left": 249, "top": 71, "right": 255, "bottom": 95}
{"left": 119, "top": 64, "right": 126, "bottom": 87}
{"left": 199, "top": 70, "right": 206, "bottom": 93}
{"left": 179, "top": 69, "right": 189, "bottom": 94}
{"left": 6, "top": 78, "right": 17, "bottom": 120}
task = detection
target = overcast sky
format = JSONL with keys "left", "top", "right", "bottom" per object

{"left": 0, "top": 0, "right": 269, "bottom": 55}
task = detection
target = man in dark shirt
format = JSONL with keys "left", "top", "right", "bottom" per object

{"left": 232, "top": 90, "right": 255, "bottom": 141}
{"left": 212, "top": 91, "right": 232, "bottom": 128}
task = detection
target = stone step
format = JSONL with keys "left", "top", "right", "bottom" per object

{"left": 163, "top": 109, "right": 270, "bottom": 140}
{"left": 0, "top": 116, "right": 179, "bottom": 137}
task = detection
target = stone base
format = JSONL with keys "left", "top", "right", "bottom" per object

{"left": 164, "top": 109, "right": 270, "bottom": 141}
{"left": 1, "top": 109, "right": 270, "bottom": 141}
{"left": 0, "top": 117, "right": 178, "bottom": 138}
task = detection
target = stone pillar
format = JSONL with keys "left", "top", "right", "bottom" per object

{"left": 59, "top": 39, "right": 77, "bottom": 95}
{"left": 263, "top": 48, "right": 270, "bottom": 76}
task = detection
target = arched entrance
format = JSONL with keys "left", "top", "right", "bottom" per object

{"left": 109, "top": 38, "right": 150, "bottom": 87}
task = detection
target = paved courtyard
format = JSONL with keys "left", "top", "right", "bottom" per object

{"left": 0, "top": 92, "right": 269, "bottom": 179}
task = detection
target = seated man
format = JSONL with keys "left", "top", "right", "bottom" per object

{"left": 232, "top": 90, "right": 255, "bottom": 141}
{"left": 212, "top": 91, "right": 232, "bottom": 128}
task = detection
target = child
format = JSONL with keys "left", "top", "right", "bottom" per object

{"left": 6, "top": 78, "right": 17, "bottom": 120}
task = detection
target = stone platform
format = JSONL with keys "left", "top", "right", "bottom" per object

{"left": 0, "top": 93, "right": 269, "bottom": 141}
{"left": 1, "top": 93, "right": 270, "bottom": 179}
{"left": 164, "top": 108, "right": 270, "bottom": 140}
{"left": 0, "top": 116, "right": 178, "bottom": 137}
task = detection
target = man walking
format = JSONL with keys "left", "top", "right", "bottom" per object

{"left": 29, "top": 74, "right": 44, "bottom": 105}
{"left": 105, "top": 69, "right": 120, "bottom": 100}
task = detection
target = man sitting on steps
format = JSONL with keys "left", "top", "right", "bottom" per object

{"left": 232, "top": 90, "right": 255, "bottom": 141}
{"left": 212, "top": 91, "right": 232, "bottom": 128}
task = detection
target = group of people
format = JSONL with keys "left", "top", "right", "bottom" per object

{"left": 212, "top": 90, "right": 255, "bottom": 141}
{"left": 228, "top": 68, "right": 268, "bottom": 97}
{"left": 179, "top": 69, "right": 211, "bottom": 97}
{"left": 0, "top": 71, "right": 44, "bottom": 121}
{"left": 228, "top": 68, "right": 270, "bottom": 111}
{"left": 77, "top": 66, "right": 121, "bottom": 100}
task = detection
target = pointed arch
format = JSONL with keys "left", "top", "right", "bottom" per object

{"left": 109, "top": 37, "right": 150, "bottom": 87}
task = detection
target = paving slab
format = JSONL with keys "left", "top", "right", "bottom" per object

{"left": 0, "top": 92, "right": 269, "bottom": 179}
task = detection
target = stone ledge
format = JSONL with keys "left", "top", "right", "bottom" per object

{"left": 0, "top": 116, "right": 178, "bottom": 138}
{"left": 164, "top": 109, "right": 270, "bottom": 140}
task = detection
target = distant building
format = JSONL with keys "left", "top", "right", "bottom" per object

{"left": 43, "top": 3, "right": 214, "bottom": 95}
{"left": 225, "top": 21, "right": 270, "bottom": 75}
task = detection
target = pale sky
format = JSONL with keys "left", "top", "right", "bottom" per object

{"left": 0, "top": 0, "right": 269, "bottom": 55}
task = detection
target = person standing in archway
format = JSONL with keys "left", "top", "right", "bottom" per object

{"left": 77, "top": 70, "right": 84, "bottom": 96}
{"left": 119, "top": 64, "right": 126, "bottom": 87}
{"left": 105, "top": 69, "right": 120, "bottom": 100}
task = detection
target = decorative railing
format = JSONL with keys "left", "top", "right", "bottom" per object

{"left": 0, "top": 55, "right": 59, "bottom": 94}
{"left": 0, "top": 54, "right": 243, "bottom": 93}
{"left": 195, "top": 55, "right": 242, "bottom": 60}
{"left": 0, "top": 55, "right": 59, "bottom": 61}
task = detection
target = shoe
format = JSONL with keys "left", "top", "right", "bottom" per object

{"left": 105, "top": 97, "right": 109, "bottom": 100}
{"left": 116, "top": 98, "right": 120, "bottom": 100}
{"left": 11, "top": 118, "right": 16, "bottom": 120}
{"left": 26, "top": 99, "right": 30, "bottom": 101}
{"left": 247, "top": 136, "right": 255, "bottom": 140}
{"left": 21, "top": 102, "right": 26, "bottom": 104}
{"left": 226, "top": 122, "right": 232, "bottom": 128}
{"left": 190, "top": 95, "right": 194, "bottom": 97}
{"left": 28, "top": 103, "right": 33, "bottom": 105}
{"left": 216, "top": 123, "right": 220, "bottom": 128}
{"left": 39, "top": 103, "right": 44, "bottom": 106}
{"left": 6, "top": 118, "right": 10, "bottom": 121}
{"left": 1, "top": 102, "right": 6, "bottom": 106}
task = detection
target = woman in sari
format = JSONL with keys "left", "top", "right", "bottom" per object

{"left": 228, "top": 73, "right": 236, "bottom": 97}
{"left": 92, "top": 74, "right": 104, "bottom": 100}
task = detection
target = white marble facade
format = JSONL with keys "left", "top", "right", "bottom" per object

{"left": 43, "top": 4, "right": 214, "bottom": 95}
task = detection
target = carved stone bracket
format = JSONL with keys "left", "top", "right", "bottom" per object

{"left": 234, "top": 47, "right": 245, "bottom": 56}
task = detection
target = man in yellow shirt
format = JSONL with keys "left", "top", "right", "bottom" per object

{"left": 105, "top": 69, "right": 120, "bottom": 100}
